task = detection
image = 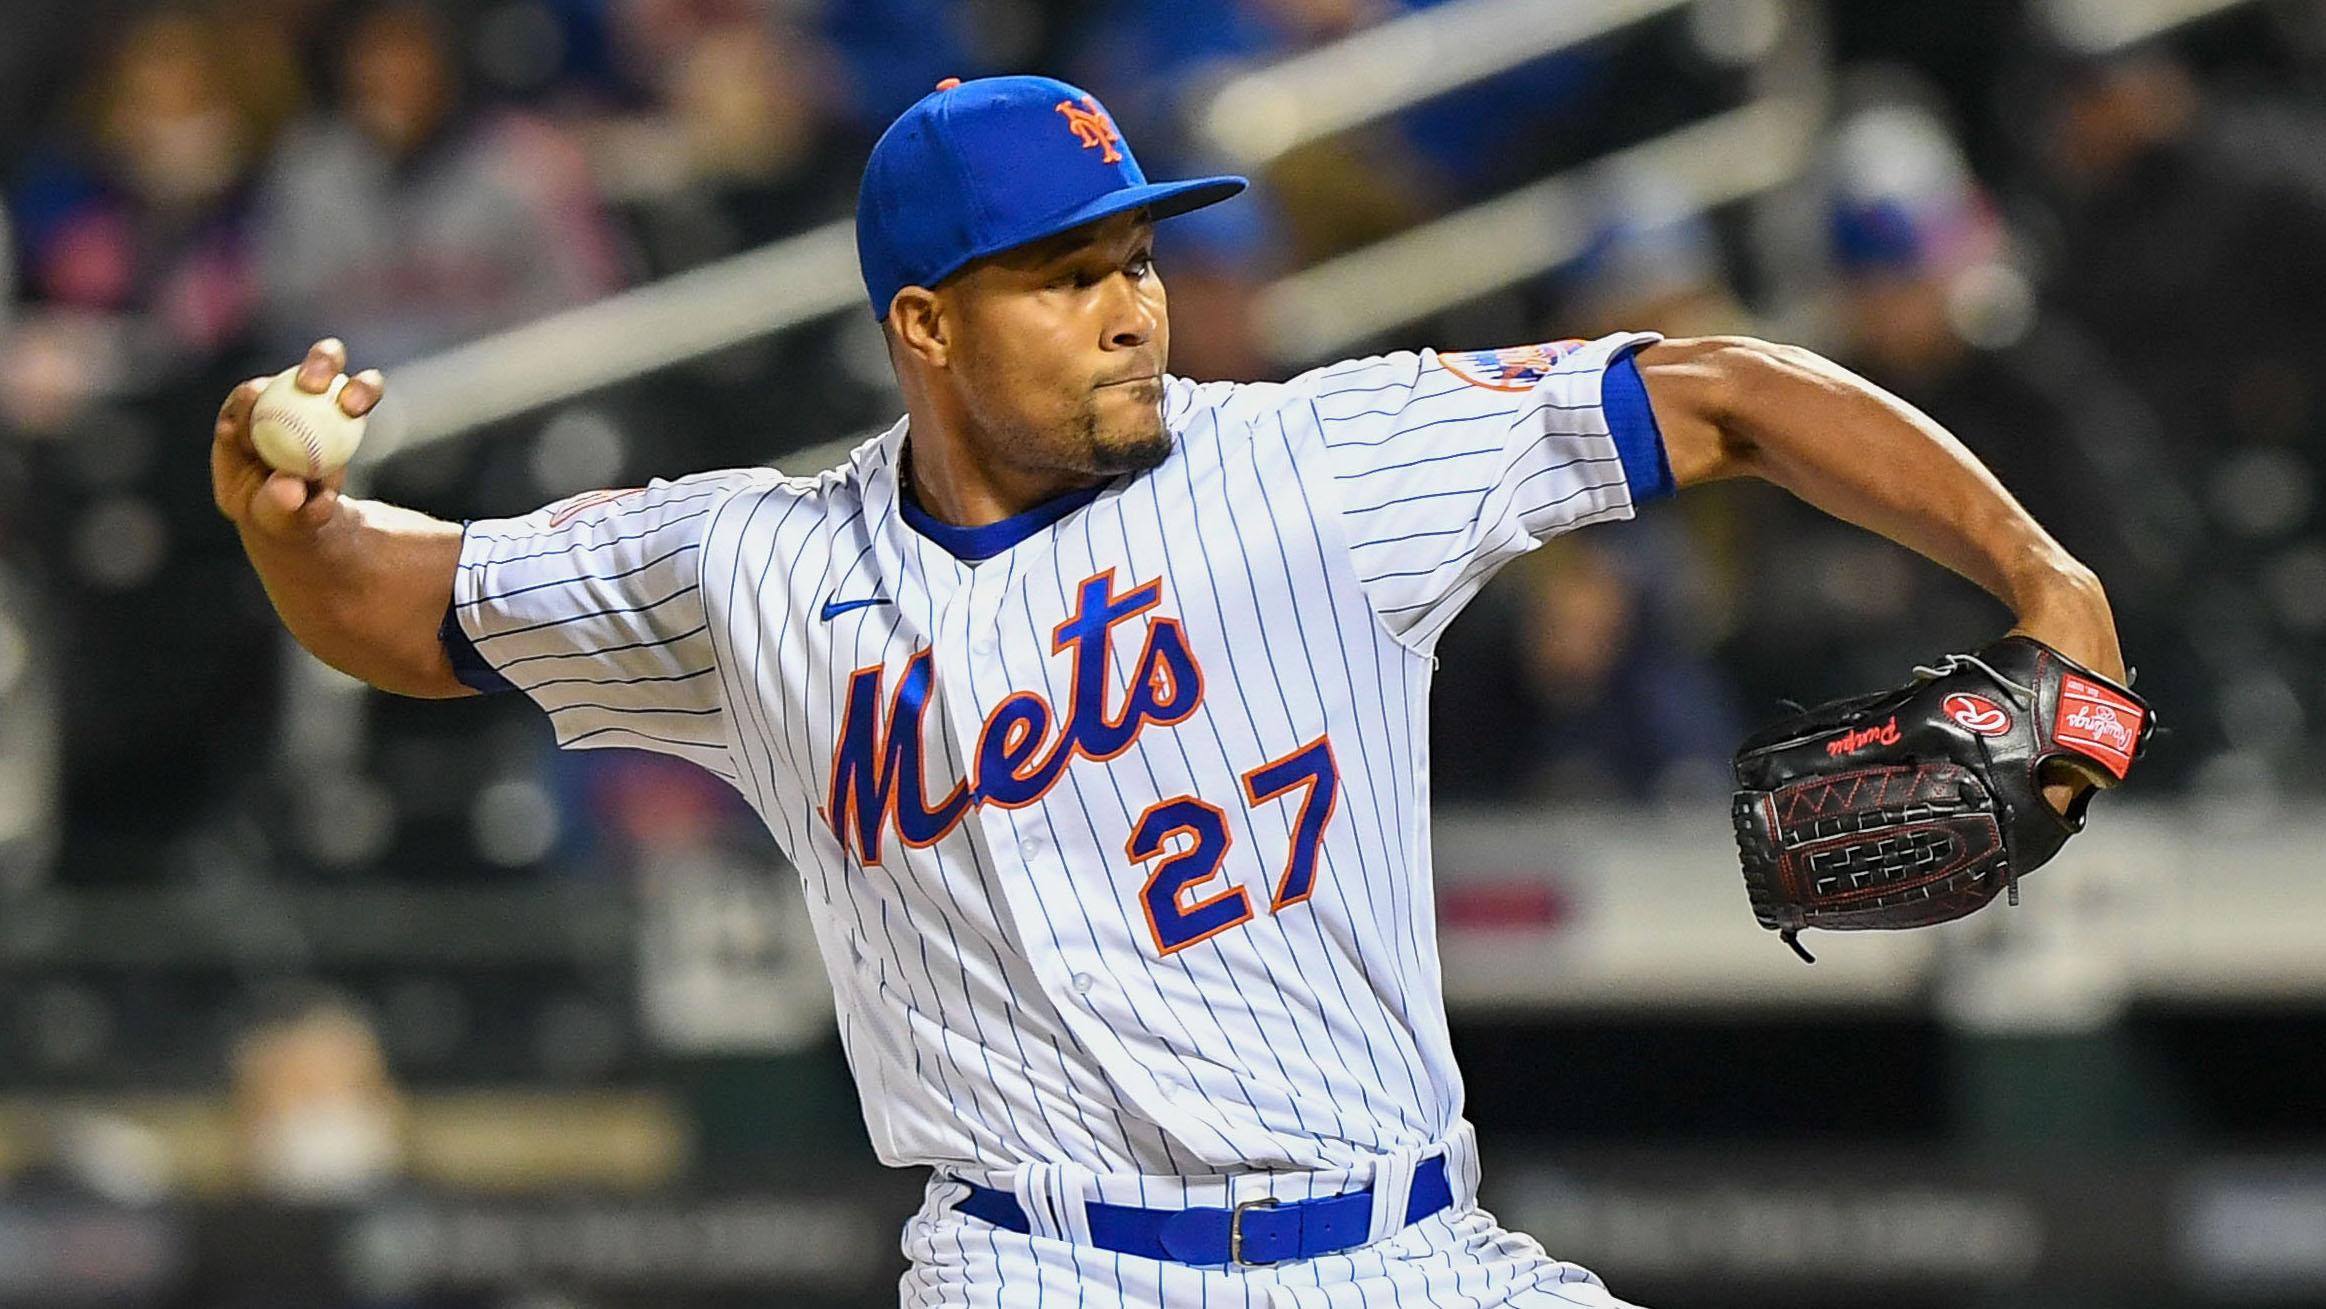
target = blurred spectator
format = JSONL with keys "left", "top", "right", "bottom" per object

{"left": 240, "top": 3, "right": 632, "bottom": 894}
{"left": 1721, "top": 90, "right": 2205, "bottom": 750}
{"left": 1435, "top": 530, "right": 1741, "bottom": 803}
{"left": 252, "top": 0, "right": 623, "bottom": 366}
{"left": 230, "top": 996, "right": 407, "bottom": 1202}
{"left": 179, "top": 993, "right": 429, "bottom": 1309}
{"left": 1826, "top": 92, "right": 2190, "bottom": 584}
{"left": 2, "top": 8, "right": 304, "bottom": 887}
{"left": 590, "top": 15, "right": 882, "bottom": 466}
{"left": 2023, "top": 45, "right": 2326, "bottom": 788}
{"left": 0, "top": 1111, "right": 172, "bottom": 1205}
{"left": 1522, "top": 162, "right": 1763, "bottom": 737}
{"left": 2, "top": 7, "right": 293, "bottom": 430}
{"left": 618, "top": 17, "right": 859, "bottom": 233}
{"left": 1558, "top": 162, "right": 1756, "bottom": 342}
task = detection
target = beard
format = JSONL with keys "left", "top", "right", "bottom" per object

{"left": 962, "top": 373, "right": 1174, "bottom": 482}
{"left": 1077, "top": 382, "right": 1173, "bottom": 475}
{"left": 1079, "top": 383, "right": 1172, "bottom": 476}
{"left": 1088, "top": 419, "right": 1173, "bottom": 475}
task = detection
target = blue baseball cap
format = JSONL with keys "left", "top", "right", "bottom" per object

{"left": 856, "top": 75, "right": 1247, "bottom": 320}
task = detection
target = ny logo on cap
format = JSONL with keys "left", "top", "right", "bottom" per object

{"left": 1055, "top": 95, "right": 1123, "bottom": 164}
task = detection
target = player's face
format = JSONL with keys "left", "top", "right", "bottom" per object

{"left": 941, "top": 211, "right": 1172, "bottom": 477}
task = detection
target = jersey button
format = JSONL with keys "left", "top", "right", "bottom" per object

{"left": 971, "top": 632, "right": 996, "bottom": 657}
{"left": 1071, "top": 972, "right": 1097, "bottom": 994}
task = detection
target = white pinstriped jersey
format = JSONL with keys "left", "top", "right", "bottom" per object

{"left": 449, "top": 330, "right": 1668, "bottom": 1181}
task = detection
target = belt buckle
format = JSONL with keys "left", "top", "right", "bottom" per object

{"left": 1229, "top": 1195, "right": 1280, "bottom": 1266}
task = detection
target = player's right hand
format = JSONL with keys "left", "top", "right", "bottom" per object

{"left": 211, "top": 337, "right": 385, "bottom": 542}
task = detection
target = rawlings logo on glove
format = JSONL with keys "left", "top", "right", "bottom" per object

{"left": 1730, "top": 636, "right": 2154, "bottom": 961}
{"left": 1944, "top": 693, "right": 2011, "bottom": 735}
{"left": 2053, "top": 676, "right": 2145, "bottom": 777}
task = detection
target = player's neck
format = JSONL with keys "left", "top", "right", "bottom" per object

{"left": 901, "top": 419, "right": 1102, "bottom": 528}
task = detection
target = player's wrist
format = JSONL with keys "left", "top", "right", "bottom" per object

{"left": 2004, "top": 565, "right": 2125, "bottom": 685}
{"left": 1999, "top": 547, "right": 2102, "bottom": 620}
{"left": 236, "top": 486, "right": 354, "bottom": 573}
{"left": 236, "top": 483, "right": 329, "bottom": 543}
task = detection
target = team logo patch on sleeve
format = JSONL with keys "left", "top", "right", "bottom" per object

{"left": 547, "top": 487, "right": 647, "bottom": 527}
{"left": 1438, "top": 340, "right": 1587, "bottom": 391}
{"left": 2051, "top": 675, "right": 2145, "bottom": 778}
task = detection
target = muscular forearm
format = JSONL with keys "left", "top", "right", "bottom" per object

{"left": 241, "top": 498, "right": 471, "bottom": 698}
{"left": 1642, "top": 336, "right": 2123, "bottom": 680}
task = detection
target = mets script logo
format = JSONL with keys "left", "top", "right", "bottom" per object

{"left": 1944, "top": 693, "right": 2013, "bottom": 736}
{"left": 1440, "top": 340, "right": 1587, "bottom": 392}
{"left": 825, "top": 571, "right": 1199, "bottom": 864}
{"left": 1056, "top": 96, "right": 1124, "bottom": 164}
{"left": 1826, "top": 716, "right": 1901, "bottom": 758}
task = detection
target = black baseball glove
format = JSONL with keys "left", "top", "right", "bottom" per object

{"left": 1731, "top": 635, "right": 2153, "bottom": 961}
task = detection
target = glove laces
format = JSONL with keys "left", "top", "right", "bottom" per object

{"left": 1778, "top": 927, "right": 1816, "bottom": 965}
{"left": 1910, "top": 651, "right": 2036, "bottom": 703}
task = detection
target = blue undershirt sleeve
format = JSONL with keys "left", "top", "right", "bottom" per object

{"left": 1602, "top": 346, "right": 1675, "bottom": 504}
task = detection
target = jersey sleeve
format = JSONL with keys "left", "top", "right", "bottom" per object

{"left": 443, "top": 470, "right": 761, "bottom": 778}
{"left": 1293, "top": 331, "right": 1671, "bottom": 648}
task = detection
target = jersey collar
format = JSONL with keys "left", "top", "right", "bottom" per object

{"left": 867, "top": 418, "right": 1113, "bottom": 567}
{"left": 856, "top": 417, "right": 921, "bottom": 623}
{"left": 899, "top": 477, "right": 1106, "bottom": 562}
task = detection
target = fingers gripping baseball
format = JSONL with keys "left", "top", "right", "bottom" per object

{"left": 212, "top": 338, "right": 385, "bottom": 539}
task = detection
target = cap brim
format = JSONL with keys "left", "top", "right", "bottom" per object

{"left": 929, "top": 175, "right": 1249, "bottom": 289}
{"left": 1098, "top": 175, "right": 1250, "bottom": 225}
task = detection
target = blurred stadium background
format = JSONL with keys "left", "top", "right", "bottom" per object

{"left": 2, "top": 0, "right": 2325, "bottom": 1303}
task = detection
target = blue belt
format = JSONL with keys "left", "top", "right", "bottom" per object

{"left": 952, "top": 1155, "right": 1453, "bottom": 1267}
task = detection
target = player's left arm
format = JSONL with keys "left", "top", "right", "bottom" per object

{"left": 1636, "top": 335, "right": 2123, "bottom": 686}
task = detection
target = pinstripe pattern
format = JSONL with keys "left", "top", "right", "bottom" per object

{"left": 449, "top": 332, "right": 1662, "bottom": 1304}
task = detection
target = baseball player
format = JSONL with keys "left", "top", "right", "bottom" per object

{"left": 214, "top": 76, "right": 2128, "bottom": 1306}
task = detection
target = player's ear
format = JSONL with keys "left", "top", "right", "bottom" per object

{"left": 889, "top": 288, "right": 951, "bottom": 370}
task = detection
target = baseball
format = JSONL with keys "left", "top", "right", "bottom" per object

{"left": 249, "top": 366, "right": 366, "bottom": 480}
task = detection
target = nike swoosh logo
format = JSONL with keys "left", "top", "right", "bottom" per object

{"left": 820, "top": 593, "right": 893, "bottom": 621}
